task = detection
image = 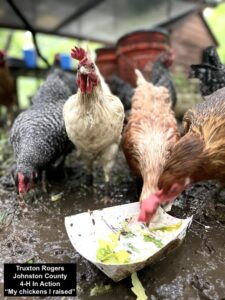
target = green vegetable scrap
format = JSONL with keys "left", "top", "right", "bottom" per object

{"left": 143, "top": 235, "right": 163, "bottom": 248}
{"left": 51, "top": 192, "right": 63, "bottom": 202}
{"left": 96, "top": 232, "right": 131, "bottom": 264}
{"left": 127, "top": 243, "right": 140, "bottom": 253}
{"left": 120, "top": 219, "right": 135, "bottom": 238}
{"left": 131, "top": 272, "right": 148, "bottom": 300}
{"left": 90, "top": 283, "right": 112, "bottom": 297}
{"left": 26, "top": 258, "right": 34, "bottom": 264}
{"left": 150, "top": 221, "right": 182, "bottom": 232}
{"left": 122, "top": 231, "right": 136, "bottom": 238}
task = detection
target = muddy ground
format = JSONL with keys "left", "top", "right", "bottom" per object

{"left": 0, "top": 149, "right": 225, "bottom": 300}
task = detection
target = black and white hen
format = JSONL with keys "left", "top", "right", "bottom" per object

{"left": 190, "top": 46, "right": 225, "bottom": 96}
{"left": 10, "top": 72, "right": 76, "bottom": 195}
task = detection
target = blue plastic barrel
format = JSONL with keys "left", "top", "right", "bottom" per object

{"left": 23, "top": 48, "right": 37, "bottom": 68}
{"left": 60, "top": 53, "right": 71, "bottom": 70}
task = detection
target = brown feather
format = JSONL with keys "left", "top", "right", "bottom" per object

{"left": 159, "top": 87, "right": 225, "bottom": 191}
{"left": 122, "top": 70, "right": 179, "bottom": 201}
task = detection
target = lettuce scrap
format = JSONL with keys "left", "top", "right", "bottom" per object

{"left": 131, "top": 272, "right": 148, "bottom": 300}
{"left": 150, "top": 221, "right": 182, "bottom": 232}
{"left": 143, "top": 235, "right": 163, "bottom": 248}
{"left": 96, "top": 232, "right": 131, "bottom": 264}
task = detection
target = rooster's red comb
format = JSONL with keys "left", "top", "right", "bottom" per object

{"left": 71, "top": 47, "right": 87, "bottom": 61}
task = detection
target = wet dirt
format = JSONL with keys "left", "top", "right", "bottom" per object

{"left": 0, "top": 151, "right": 225, "bottom": 300}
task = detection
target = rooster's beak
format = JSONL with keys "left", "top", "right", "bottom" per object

{"left": 80, "top": 66, "right": 88, "bottom": 75}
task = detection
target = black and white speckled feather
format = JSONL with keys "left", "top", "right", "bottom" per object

{"left": 190, "top": 46, "right": 225, "bottom": 96}
{"left": 10, "top": 73, "right": 74, "bottom": 179}
{"left": 48, "top": 68, "right": 77, "bottom": 95}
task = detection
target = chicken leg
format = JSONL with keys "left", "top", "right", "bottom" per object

{"left": 83, "top": 158, "right": 94, "bottom": 186}
{"left": 100, "top": 143, "right": 119, "bottom": 194}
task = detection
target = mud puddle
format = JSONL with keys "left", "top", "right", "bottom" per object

{"left": 0, "top": 152, "right": 225, "bottom": 300}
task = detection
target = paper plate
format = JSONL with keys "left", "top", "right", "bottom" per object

{"left": 65, "top": 202, "right": 192, "bottom": 282}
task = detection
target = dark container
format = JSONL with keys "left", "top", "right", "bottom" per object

{"left": 117, "top": 29, "right": 170, "bottom": 86}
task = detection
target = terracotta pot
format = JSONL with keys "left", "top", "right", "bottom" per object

{"left": 95, "top": 47, "right": 118, "bottom": 79}
{"left": 117, "top": 29, "right": 170, "bottom": 86}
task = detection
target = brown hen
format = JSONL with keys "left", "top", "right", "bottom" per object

{"left": 146, "top": 87, "right": 225, "bottom": 219}
{"left": 122, "top": 70, "right": 179, "bottom": 222}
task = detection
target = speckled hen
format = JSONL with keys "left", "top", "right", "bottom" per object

{"left": 10, "top": 72, "right": 75, "bottom": 195}
{"left": 190, "top": 46, "right": 225, "bottom": 96}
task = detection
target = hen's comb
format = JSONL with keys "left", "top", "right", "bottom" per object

{"left": 71, "top": 47, "right": 86, "bottom": 61}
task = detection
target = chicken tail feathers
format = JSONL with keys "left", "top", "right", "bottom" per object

{"left": 135, "top": 69, "right": 146, "bottom": 86}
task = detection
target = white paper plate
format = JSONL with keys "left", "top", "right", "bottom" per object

{"left": 65, "top": 202, "right": 192, "bottom": 281}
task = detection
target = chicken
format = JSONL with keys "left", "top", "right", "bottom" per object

{"left": 107, "top": 75, "right": 134, "bottom": 111}
{"left": 144, "top": 86, "right": 225, "bottom": 220}
{"left": 150, "top": 49, "right": 177, "bottom": 108}
{"left": 0, "top": 50, "right": 16, "bottom": 127}
{"left": 47, "top": 53, "right": 77, "bottom": 95}
{"left": 201, "top": 46, "right": 221, "bottom": 66}
{"left": 63, "top": 47, "right": 125, "bottom": 188}
{"left": 106, "top": 49, "right": 177, "bottom": 112}
{"left": 190, "top": 46, "right": 225, "bottom": 96}
{"left": 122, "top": 69, "right": 179, "bottom": 222}
{"left": 10, "top": 72, "right": 74, "bottom": 196}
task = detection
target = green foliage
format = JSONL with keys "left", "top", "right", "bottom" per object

{"left": 0, "top": 28, "right": 102, "bottom": 66}
{"left": 0, "top": 28, "right": 102, "bottom": 108}
{"left": 205, "top": 2, "right": 225, "bottom": 63}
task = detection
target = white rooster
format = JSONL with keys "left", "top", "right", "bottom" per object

{"left": 63, "top": 47, "right": 125, "bottom": 190}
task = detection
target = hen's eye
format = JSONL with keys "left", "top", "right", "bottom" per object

{"left": 169, "top": 187, "right": 177, "bottom": 194}
{"left": 90, "top": 63, "right": 94, "bottom": 69}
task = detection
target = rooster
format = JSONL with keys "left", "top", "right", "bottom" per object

{"left": 0, "top": 50, "right": 16, "bottom": 127}
{"left": 63, "top": 47, "right": 125, "bottom": 189}
{"left": 190, "top": 46, "right": 225, "bottom": 96}
{"left": 122, "top": 70, "right": 179, "bottom": 222}
{"left": 10, "top": 72, "right": 74, "bottom": 197}
{"left": 143, "top": 86, "right": 225, "bottom": 220}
